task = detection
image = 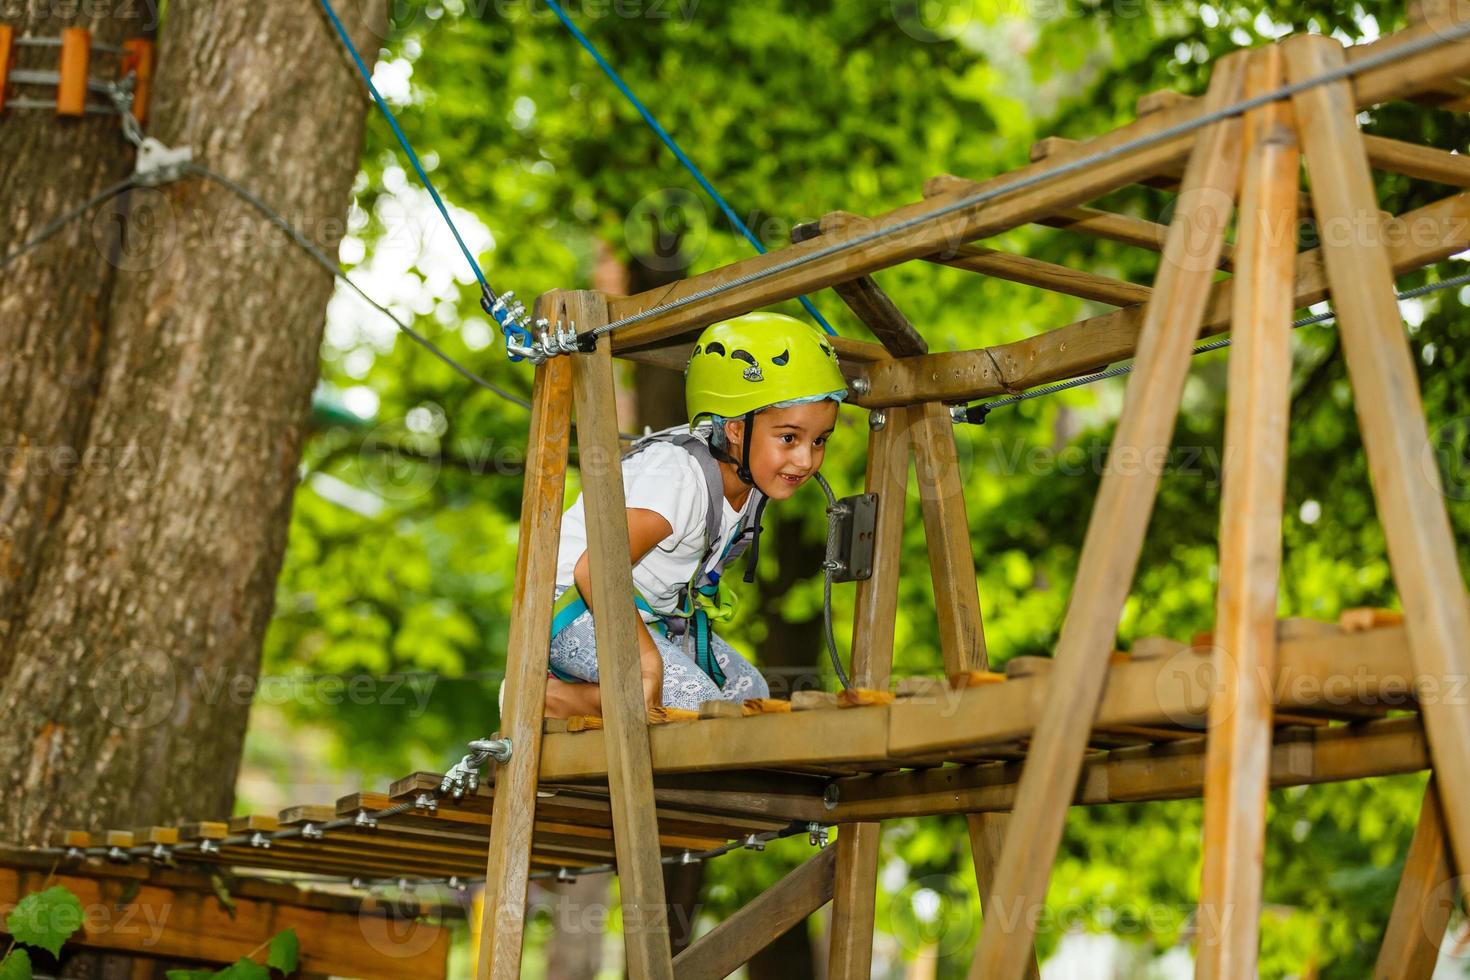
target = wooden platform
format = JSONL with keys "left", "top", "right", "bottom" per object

{"left": 36, "top": 615, "right": 1425, "bottom": 886}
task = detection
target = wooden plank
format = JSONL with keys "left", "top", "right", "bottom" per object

{"left": 792, "top": 219, "right": 929, "bottom": 357}
{"left": 1286, "top": 32, "right": 1470, "bottom": 878}
{"left": 832, "top": 716, "right": 1429, "bottom": 821}
{"left": 0, "top": 866, "right": 450, "bottom": 979}
{"left": 1374, "top": 779, "right": 1457, "bottom": 979}
{"left": 479, "top": 293, "right": 576, "bottom": 980}
{"left": 852, "top": 188, "right": 1470, "bottom": 409}
{"left": 566, "top": 290, "right": 674, "bottom": 979}
{"left": 828, "top": 403, "right": 911, "bottom": 979}
{"left": 671, "top": 846, "right": 837, "bottom": 979}
{"left": 891, "top": 620, "right": 1415, "bottom": 759}
{"left": 967, "top": 52, "right": 1250, "bottom": 980}
{"left": 1195, "top": 46, "right": 1299, "bottom": 980}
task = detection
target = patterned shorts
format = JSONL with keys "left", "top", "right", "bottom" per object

{"left": 548, "top": 587, "right": 770, "bottom": 711}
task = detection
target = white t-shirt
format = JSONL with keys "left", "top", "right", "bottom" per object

{"left": 554, "top": 439, "right": 757, "bottom": 621}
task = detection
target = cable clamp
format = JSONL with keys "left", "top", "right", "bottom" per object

{"left": 150, "top": 843, "right": 172, "bottom": 861}
{"left": 248, "top": 832, "right": 272, "bottom": 849}
{"left": 354, "top": 809, "right": 379, "bottom": 829}
{"left": 199, "top": 839, "right": 221, "bottom": 855}
{"left": 132, "top": 136, "right": 193, "bottom": 187}
{"left": 554, "top": 867, "right": 577, "bottom": 883}
{"left": 64, "top": 847, "right": 87, "bottom": 861}
{"left": 106, "top": 846, "right": 131, "bottom": 863}
{"left": 950, "top": 403, "right": 992, "bottom": 426}
{"left": 414, "top": 792, "right": 439, "bottom": 812}
{"left": 807, "top": 823, "right": 829, "bottom": 848}
{"left": 301, "top": 823, "right": 325, "bottom": 840}
{"left": 742, "top": 834, "right": 765, "bottom": 851}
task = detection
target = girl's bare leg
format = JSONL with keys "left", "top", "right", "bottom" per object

{"left": 545, "top": 677, "right": 602, "bottom": 719}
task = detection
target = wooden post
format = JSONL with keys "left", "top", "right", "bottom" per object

{"left": 828, "top": 405, "right": 911, "bottom": 979}
{"left": 478, "top": 294, "right": 575, "bottom": 980}
{"left": 567, "top": 290, "right": 675, "bottom": 979}
{"left": 1195, "top": 45, "right": 1298, "bottom": 980}
{"left": 1374, "top": 780, "right": 1458, "bottom": 979}
{"left": 910, "top": 401, "right": 1039, "bottom": 979}
{"left": 968, "top": 51, "right": 1249, "bottom": 980}
{"left": 1285, "top": 33, "right": 1470, "bottom": 875}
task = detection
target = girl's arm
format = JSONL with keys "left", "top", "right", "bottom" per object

{"left": 572, "top": 507, "right": 674, "bottom": 710}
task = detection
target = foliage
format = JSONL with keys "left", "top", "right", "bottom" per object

{"left": 164, "top": 927, "right": 299, "bottom": 979}
{"left": 252, "top": 0, "right": 1470, "bottom": 975}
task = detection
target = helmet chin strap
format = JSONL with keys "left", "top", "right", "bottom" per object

{"left": 710, "top": 412, "right": 766, "bottom": 495}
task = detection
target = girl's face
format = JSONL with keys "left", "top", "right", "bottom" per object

{"left": 725, "top": 401, "right": 839, "bottom": 501}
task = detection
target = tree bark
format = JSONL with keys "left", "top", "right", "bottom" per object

{"left": 0, "top": 0, "right": 384, "bottom": 845}
{"left": 0, "top": 1, "right": 150, "bottom": 655}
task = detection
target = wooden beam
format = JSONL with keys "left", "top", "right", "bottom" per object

{"left": 967, "top": 52, "right": 1250, "bottom": 980}
{"left": 567, "top": 290, "right": 675, "bottom": 979}
{"left": 792, "top": 219, "right": 928, "bottom": 356}
{"left": 910, "top": 401, "right": 1038, "bottom": 979}
{"left": 479, "top": 297, "right": 574, "bottom": 980}
{"left": 830, "top": 717, "right": 1429, "bottom": 821}
{"left": 851, "top": 189, "right": 1470, "bottom": 408}
{"left": 821, "top": 208, "right": 1152, "bottom": 307}
{"left": 1038, "top": 204, "right": 1238, "bottom": 271}
{"left": 1286, "top": 32, "right": 1470, "bottom": 880}
{"left": 828, "top": 404, "right": 911, "bottom": 979}
{"left": 672, "top": 846, "right": 837, "bottom": 979}
{"left": 601, "top": 15, "right": 1470, "bottom": 353}
{"left": 1374, "top": 779, "right": 1458, "bottom": 979}
{"left": 936, "top": 244, "right": 1153, "bottom": 307}
{"left": 1196, "top": 46, "right": 1298, "bottom": 980}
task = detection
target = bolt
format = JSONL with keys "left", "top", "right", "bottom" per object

{"left": 849, "top": 376, "right": 871, "bottom": 396}
{"left": 869, "top": 410, "right": 887, "bottom": 431}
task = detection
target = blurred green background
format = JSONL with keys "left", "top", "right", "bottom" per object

{"left": 241, "top": 1, "right": 1470, "bottom": 975}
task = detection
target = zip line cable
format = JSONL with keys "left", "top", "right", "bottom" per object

{"left": 951, "top": 269, "right": 1470, "bottom": 424}
{"left": 542, "top": 0, "right": 837, "bottom": 337}
{"left": 314, "top": 0, "right": 534, "bottom": 354}
{"left": 588, "top": 16, "right": 1470, "bottom": 342}
{"left": 185, "top": 162, "right": 534, "bottom": 411}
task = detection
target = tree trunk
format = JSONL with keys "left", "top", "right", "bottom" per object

{"left": 0, "top": 0, "right": 384, "bottom": 846}
{"left": 0, "top": 2, "right": 148, "bottom": 655}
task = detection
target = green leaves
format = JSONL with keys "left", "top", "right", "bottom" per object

{"left": 267, "top": 928, "right": 299, "bottom": 974}
{"left": 6, "top": 886, "right": 84, "bottom": 959}
{"left": 0, "top": 949, "right": 33, "bottom": 980}
{"left": 162, "top": 928, "right": 297, "bottom": 979}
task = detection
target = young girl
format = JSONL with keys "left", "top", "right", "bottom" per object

{"left": 541, "top": 312, "right": 847, "bottom": 718}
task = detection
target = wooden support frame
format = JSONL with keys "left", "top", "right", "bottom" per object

{"left": 850, "top": 187, "right": 1470, "bottom": 409}
{"left": 1285, "top": 32, "right": 1470, "bottom": 879}
{"left": 672, "top": 846, "right": 838, "bottom": 979}
{"left": 566, "top": 290, "right": 676, "bottom": 979}
{"left": 1374, "top": 780, "right": 1458, "bottom": 979}
{"left": 828, "top": 405, "right": 911, "bottom": 979}
{"left": 1195, "top": 45, "right": 1298, "bottom": 980}
{"left": 479, "top": 294, "right": 575, "bottom": 980}
{"left": 967, "top": 51, "right": 1250, "bottom": 980}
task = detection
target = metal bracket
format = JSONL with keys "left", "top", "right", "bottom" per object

{"left": 807, "top": 823, "right": 830, "bottom": 848}
{"left": 825, "top": 493, "right": 878, "bottom": 583}
{"left": 132, "top": 136, "right": 193, "bottom": 186}
{"left": 440, "top": 736, "right": 513, "bottom": 800}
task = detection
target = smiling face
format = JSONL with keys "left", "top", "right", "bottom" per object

{"left": 723, "top": 400, "right": 840, "bottom": 501}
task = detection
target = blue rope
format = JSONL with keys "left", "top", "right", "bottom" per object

{"left": 314, "top": 0, "right": 533, "bottom": 352}
{"left": 544, "top": 0, "right": 837, "bottom": 337}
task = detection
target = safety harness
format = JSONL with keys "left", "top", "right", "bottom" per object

{"left": 550, "top": 424, "right": 768, "bottom": 689}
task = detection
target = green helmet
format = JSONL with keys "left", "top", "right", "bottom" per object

{"left": 684, "top": 312, "right": 848, "bottom": 426}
